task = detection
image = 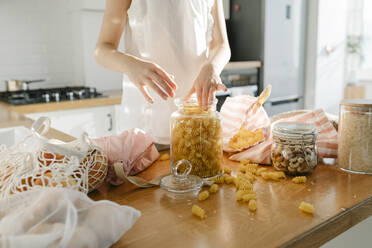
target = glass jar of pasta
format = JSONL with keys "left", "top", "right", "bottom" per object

{"left": 170, "top": 97, "right": 223, "bottom": 179}
{"left": 271, "top": 122, "right": 318, "bottom": 175}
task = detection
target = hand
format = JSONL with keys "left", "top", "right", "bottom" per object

{"left": 186, "top": 64, "right": 227, "bottom": 110}
{"left": 126, "top": 56, "right": 177, "bottom": 103}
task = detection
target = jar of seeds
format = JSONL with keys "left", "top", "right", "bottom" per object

{"left": 271, "top": 122, "right": 318, "bottom": 175}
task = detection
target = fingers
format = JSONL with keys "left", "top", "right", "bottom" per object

{"left": 154, "top": 65, "right": 178, "bottom": 90}
{"left": 196, "top": 86, "right": 203, "bottom": 109}
{"left": 203, "top": 82, "right": 226, "bottom": 109}
{"left": 147, "top": 78, "right": 169, "bottom": 100}
{"left": 202, "top": 85, "right": 210, "bottom": 110}
{"left": 137, "top": 84, "right": 154, "bottom": 104}
{"left": 208, "top": 87, "right": 215, "bottom": 106}
{"left": 185, "top": 86, "right": 196, "bottom": 100}
{"left": 151, "top": 72, "right": 175, "bottom": 97}
{"left": 216, "top": 83, "right": 227, "bottom": 92}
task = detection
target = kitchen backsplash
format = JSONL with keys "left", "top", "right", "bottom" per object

{"left": 0, "top": 0, "right": 122, "bottom": 91}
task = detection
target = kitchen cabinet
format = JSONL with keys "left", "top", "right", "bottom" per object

{"left": 25, "top": 105, "right": 120, "bottom": 138}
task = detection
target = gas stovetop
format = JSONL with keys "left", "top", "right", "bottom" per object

{"left": 0, "top": 87, "right": 105, "bottom": 105}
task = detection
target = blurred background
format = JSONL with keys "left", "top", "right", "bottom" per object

{"left": 0, "top": 0, "right": 371, "bottom": 123}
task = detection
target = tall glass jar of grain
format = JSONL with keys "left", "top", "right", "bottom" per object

{"left": 338, "top": 99, "right": 372, "bottom": 174}
{"left": 170, "top": 97, "right": 223, "bottom": 179}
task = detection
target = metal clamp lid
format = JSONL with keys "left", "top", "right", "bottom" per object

{"left": 273, "top": 122, "right": 318, "bottom": 141}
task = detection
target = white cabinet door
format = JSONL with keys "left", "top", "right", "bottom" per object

{"left": 25, "top": 105, "right": 119, "bottom": 138}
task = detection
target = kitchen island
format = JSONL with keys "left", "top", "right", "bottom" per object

{"left": 90, "top": 154, "right": 372, "bottom": 248}
{"left": 1, "top": 99, "right": 371, "bottom": 248}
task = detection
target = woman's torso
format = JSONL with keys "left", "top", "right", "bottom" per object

{"left": 120, "top": 0, "right": 214, "bottom": 144}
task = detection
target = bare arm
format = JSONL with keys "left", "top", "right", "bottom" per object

{"left": 94, "top": 0, "right": 176, "bottom": 103}
{"left": 206, "top": 0, "right": 231, "bottom": 74}
{"left": 94, "top": 0, "right": 131, "bottom": 73}
{"left": 187, "top": 0, "right": 231, "bottom": 109}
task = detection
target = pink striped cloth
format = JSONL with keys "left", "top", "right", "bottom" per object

{"left": 221, "top": 96, "right": 338, "bottom": 164}
{"left": 271, "top": 109, "right": 338, "bottom": 158}
{"left": 220, "top": 95, "right": 272, "bottom": 164}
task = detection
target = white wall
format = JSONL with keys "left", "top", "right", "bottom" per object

{"left": 362, "top": 0, "right": 372, "bottom": 70}
{"left": 359, "top": 0, "right": 372, "bottom": 82}
{"left": 81, "top": 9, "right": 123, "bottom": 91}
{"left": 0, "top": 0, "right": 84, "bottom": 90}
{"left": 0, "top": 0, "right": 122, "bottom": 92}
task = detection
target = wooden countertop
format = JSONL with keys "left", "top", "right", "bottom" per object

{"left": 4, "top": 90, "right": 122, "bottom": 114}
{"left": 0, "top": 90, "right": 121, "bottom": 140}
{"left": 90, "top": 153, "right": 372, "bottom": 248}
{"left": 0, "top": 90, "right": 119, "bottom": 140}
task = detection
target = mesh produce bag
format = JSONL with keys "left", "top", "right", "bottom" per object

{"left": 0, "top": 117, "right": 108, "bottom": 198}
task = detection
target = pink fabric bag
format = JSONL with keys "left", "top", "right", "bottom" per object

{"left": 93, "top": 128, "right": 160, "bottom": 185}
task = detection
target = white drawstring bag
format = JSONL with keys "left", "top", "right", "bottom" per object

{"left": 0, "top": 188, "right": 141, "bottom": 248}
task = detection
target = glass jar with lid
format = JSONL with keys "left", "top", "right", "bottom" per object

{"left": 271, "top": 122, "right": 318, "bottom": 175}
{"left": 170, "top": 97, "right": 223, "bottom": 179}
{"left": 338, "top": 99, "right": 372, "bottom": 174}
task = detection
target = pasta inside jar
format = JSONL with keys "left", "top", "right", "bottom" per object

{"left": 170, "top": 98, "right": 223, "bottom": 178}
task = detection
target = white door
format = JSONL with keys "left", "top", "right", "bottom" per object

{"left": 305, "top": 0, "right": 347, "bottom": 114}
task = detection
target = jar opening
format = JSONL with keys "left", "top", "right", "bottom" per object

{"left": 273, "top": 122, "right": 318, "bottom": 141}
{"left": 174, "top": 96, "right": 217, "bottom": 113}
